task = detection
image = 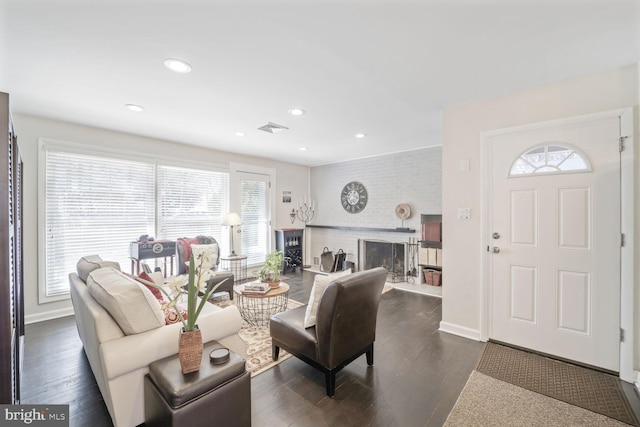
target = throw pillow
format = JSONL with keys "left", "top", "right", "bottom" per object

{"left": 76, "top": 255, "right": 121, "bottom": 283}
{"left": 87, "top": 267, "right": 165, "bottom": 335}
{"left": 137, "top": 271, "right": 164, "bottom": 302}
{"left": 163, "top": 306, "right": 188, "bottom": 325}
{"left": 304, "top": 269, "right": 352, "bottom": 328}
{"left": 190, "top": 243, "right": 219, "bottom": 271}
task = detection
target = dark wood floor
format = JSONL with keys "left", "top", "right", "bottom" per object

{"left": 22, "top": 269, "right": 485, "bottom": 426}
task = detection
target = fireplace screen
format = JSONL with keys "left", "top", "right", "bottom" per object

{"left": 360, "top": 239, "right": 406, "bottom": 282}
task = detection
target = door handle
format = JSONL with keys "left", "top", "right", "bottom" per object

{"left": 491, "top": 246, "right": 500, "bottom": 254}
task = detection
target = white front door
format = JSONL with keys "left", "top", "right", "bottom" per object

{"left": 488, "top": 114, "right": 621, "bottom": 371}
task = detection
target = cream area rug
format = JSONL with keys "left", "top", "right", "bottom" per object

{"left": 444, "top": 372, "right": 631, "bottom": 427}
{"left": 211, "top": 296, "right": 303, "bottom": 376}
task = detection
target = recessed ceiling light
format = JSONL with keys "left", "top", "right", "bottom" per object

{"left": 288, "top": 108, "right": 306, "bottom": 116}
{"left": 355, "top": 133, "right": 367, "bottom": 138}
{"left": 235, "top": 132, "right": 245, "bottom": 137}
{"left": 125, "top": 104, "right": 144, "bottom": 112}
{"left": 163, "top": 58, "right": 192, "bottom": 73}
{"left": 299, "top": 147, "right": 308, "bottom": 151}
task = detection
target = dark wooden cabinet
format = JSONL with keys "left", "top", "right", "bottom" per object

{"left": 0, "top": 92, "right": 24, "bottom": 404}
{"left": 275, "top": 229, "right": 303, "bottom": 274}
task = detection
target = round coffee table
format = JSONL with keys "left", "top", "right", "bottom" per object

{"left": 233, "top": 282, "right": 290, "bottom": 326}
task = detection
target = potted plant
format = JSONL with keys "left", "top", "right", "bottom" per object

{"left": 152, "top": 249, "right": 227, "bottom": 374}
{"left": 255, "top": 250, "right": 287, "bottom": 287}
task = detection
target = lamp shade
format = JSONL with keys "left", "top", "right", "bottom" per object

{"left": 222, "top": 212, "right": 243, "bottom": 226}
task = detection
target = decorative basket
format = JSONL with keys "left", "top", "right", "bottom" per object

{"left": 178, "top": 326, "right": 203, "bottom": 374}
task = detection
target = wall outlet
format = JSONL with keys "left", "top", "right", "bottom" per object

{"left": 313, "top": 256, "right": 320, "bottom": 265}
{"left": 458, "top": 207, "right": 471, "bottom": 220}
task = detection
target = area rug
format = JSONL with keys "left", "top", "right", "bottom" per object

{"left": 474, "top": 342, "right": 639, "bottom": 426}
{"left": 211, "top": 296, "right": 303, "bottom": 376}
{"left": 444, "top": 371, "right": 631, "bottom": 426}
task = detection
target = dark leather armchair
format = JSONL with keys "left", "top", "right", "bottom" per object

{"left": 176, "top": 236, "right": 235, "bottom": 300}
{"left": 269, "top": 267, "right": 388, "bottom": 397}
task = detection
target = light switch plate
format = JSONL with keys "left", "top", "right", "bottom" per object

{"left": 458, "top": 208, "right": 471, "bottom": 220}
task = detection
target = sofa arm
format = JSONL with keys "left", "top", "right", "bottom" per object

{"left": 100, "top": 305, "right": 243, "bottom": 380}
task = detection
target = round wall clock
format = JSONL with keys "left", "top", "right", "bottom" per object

{"left": 341, "top": 181, "right": 368, "bottom": 213}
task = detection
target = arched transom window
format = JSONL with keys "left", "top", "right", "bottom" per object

{"left": 509, "top": 143, "right": 591, "bottom": 177}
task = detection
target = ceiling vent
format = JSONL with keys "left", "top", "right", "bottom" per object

{"left": 258, "top": 122, "right": 289, "bottom": 134}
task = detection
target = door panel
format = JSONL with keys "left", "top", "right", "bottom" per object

{"left": 510, "top": 190, "right": 537, "bottom": 246}
{"left": 557, "top": 270, "right": 590, "bottom": 334}
{"left": 509, "top": 265, "right": 537, "bottom": 323}
{"left": 558, "top": 187, "right": 590, "bottom": 249}
{"left": 489, "top": 115, "right": 620, "bottom": 371}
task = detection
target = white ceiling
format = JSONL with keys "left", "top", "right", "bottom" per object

{"left": 2, "top": 0, "right": 639, "bottom": 167}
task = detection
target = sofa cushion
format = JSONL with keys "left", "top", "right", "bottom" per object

{"left": 304, "top": 270, "right": 352, "bottom": 328}
{"left": 77, "top": 255, "right": 121, "bottom": 283}
{"left": 190, "top": 243, "right": 219, "bottom": 270}
{"left": 138, "top": 271, "right": 164, "bottom": 301}
{"left": 163, "top": 306, "right": 188, "bottom": 325}
{"left": 87, "top": 267, "right": 165, "bottom": 335}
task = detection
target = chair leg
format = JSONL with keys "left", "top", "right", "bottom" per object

{"left": 272, "top": 343, "right": 280, "bottom": 361}
{"left": 366, "top": 344, "right": 374, "bottom": 366}
{"left": 228, "top": 289, "right": 234, "bottom": 300}
{"left": 325, "top": 371, "right": 336, "bottom": 398}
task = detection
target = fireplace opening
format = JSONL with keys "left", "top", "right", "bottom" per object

{"left": 359, "top": 239, "right": 406, "bottom": 282}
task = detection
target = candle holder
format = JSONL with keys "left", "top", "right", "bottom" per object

{"left": 296, "top": 201, "right": 315, "bottom": 225}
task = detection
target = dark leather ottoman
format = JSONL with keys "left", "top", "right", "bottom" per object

{"left": 144, "top": 340, "right": 251, "bottom": 427}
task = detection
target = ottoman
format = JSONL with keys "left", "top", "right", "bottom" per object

{"left": 144, "top": 340, "right": 251, "bottom": 427}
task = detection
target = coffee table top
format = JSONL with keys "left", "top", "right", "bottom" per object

{"left": 234, "top": 282, "right": 289, "bottom": 298}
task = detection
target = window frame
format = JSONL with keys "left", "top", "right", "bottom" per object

{"left": 229, "top": 163, "right": 276, "bottom": 269}
{"left": 38, "top": 138, "right": 231, "bottom": 303}
{"left": 508, "top": 142, "right": 592, "bottom": 177}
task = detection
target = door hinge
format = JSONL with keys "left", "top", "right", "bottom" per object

{"left": 621, "top": 233, "right": 625, "bottom": 247}
{"left": 619, "top": 136, "right": 628, "bottom": 152}
{"left": 620, "top": 328, "right": 625, "bottom": 342}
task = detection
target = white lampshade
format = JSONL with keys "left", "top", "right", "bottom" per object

{"left": 222, "top": 212, "right": 243, "bottom": 226}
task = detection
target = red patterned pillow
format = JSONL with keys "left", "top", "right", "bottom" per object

{"left": 164, "top": 306, "right": 188, "bottom": 325}
{"left": 138, "top": 271, "right": 164, "bottom": 301}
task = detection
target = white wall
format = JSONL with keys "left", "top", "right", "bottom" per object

{"left": 14, "top": 114, "right": 309, "bottom": 323}
{"left": 441, "top": 65, "right": 638, "bottom": 346}
{"left": 308, "top": 147, "right": 442, "bottom": 292}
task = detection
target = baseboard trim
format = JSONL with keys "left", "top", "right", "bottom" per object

{"left": 25, "top": 307, "right": 74, "bottom": 325}
{"left": 439, "top": 321, "right": 482, "bottom": 341}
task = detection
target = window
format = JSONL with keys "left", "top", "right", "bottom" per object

{"left": 43, "top": 149, "right": 155, "bottom": 302}
{"left": 240, "top": 174, "right": 270, "bottom": 266}
{"left": 157, "top": 165, "right": 229, "bottom": 242}
{"left": 41, "top": 142, "right": 232, "bottom": 302}
{"left": 509, "top": 144, "right": 591, "bottom": 177}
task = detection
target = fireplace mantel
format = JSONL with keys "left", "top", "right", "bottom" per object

{"left": 306, "top": 224, "right": 415, "bottom": 233}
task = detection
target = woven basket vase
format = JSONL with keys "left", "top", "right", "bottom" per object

{"left": 179, "top": 327, "right": 203, "bottom": 374}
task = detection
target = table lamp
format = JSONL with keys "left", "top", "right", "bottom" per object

{"left": 222, "top": 212, "right": 243, "bottom": 256}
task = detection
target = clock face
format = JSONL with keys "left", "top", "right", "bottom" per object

{"left": 341, "top": 181, "right": 368, "bottom": 213}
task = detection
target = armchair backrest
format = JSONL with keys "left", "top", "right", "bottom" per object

{"left": 176, "top": 236, "right": 221, "bottom": 275}
{"left": 315, "top": 267, "right": 387, "bottom": 368}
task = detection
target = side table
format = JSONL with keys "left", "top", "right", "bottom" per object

{"left": 144, "top": 340, "right": 251, "bottom": 427}
{"left": 234, "top": 282, "right": 290, "bottom": 326}
{"left": 220, "top": 255, "right": 248, "bottom": 282}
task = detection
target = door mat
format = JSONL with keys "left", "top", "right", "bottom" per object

{"left": 477, "top": 342, "right": 639, "bottom": 426}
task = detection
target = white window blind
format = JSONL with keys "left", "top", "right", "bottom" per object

{"left": 44, "top": 150, "right": 155, "bottom": 299}
{"left": 157, "top": 165, "right": 229, "bottom": 246}
{"left": 240, "top": 176, "right": 270, "bottom": 265}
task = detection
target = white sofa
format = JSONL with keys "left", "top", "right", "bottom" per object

{"left": 68, "top": 257, "right": 246, "bottom": 427}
